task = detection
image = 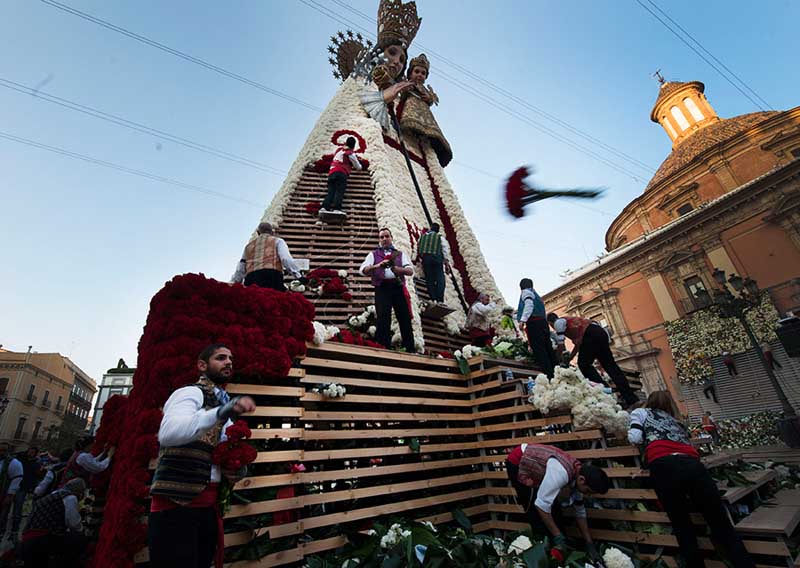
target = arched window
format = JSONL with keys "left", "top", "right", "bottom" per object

{"left": 662, "top": 116, "right": 677, "bottom": 138}
{"left": 671, "top": 106, "right": 690, "bottom": 130}
{"left": 684, "top": 97, "right": 704, "bottom": 121}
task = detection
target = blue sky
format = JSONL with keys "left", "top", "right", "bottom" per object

{"left": 2, "top": 0, "right": 797, "bottom": 383}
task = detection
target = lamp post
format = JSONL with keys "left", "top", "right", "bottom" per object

{"left": 695, "top": 269, "right": 799, "bottom": 445}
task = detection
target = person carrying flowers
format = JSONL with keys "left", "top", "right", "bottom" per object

{"left": 505, "top": 443, "right": 609, "bottom": 563}
{"left": 148, "top": 344, "right": 256, "bottom": 568}
{"left": 231, "top": 222, "right": 302, "bottom": 291}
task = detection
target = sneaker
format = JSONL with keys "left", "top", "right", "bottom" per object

{"left": 318, "top": 208, "right": 329, "bottom": 216}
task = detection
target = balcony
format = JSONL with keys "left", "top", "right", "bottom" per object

{"left": 25, "top": 394, "right": 37, "bottom": 405}
{"left": 41, "top": 399, "right": 52, "bottom": 409}
{"left": 55, "top": 403, "right": 64, "bottom": 412}
{"left": 680, "top": 296, "right": 712, "bottom": 315}
{"left": 12, "top": 432, "right": 28, "bottom": 442}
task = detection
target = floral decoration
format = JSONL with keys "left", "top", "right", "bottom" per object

{"left": 305, "top": 201, "right": 322, "bottom": 216}
{"left": 212, "top": 420, "right": 258, "bottom": 471}
{"left": 315, "top": 382, "right": 347, "bottom": 398}
{"left": 306, "top": 268, "right": 353, "bottom": 302}
{"left": 91, "top": 274, "right": 315, "bottom": 568}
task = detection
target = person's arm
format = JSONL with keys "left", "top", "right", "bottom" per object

{"left": 6, "top": 460, "right": 23, "bottom": 494}
{"left": 276, "top": 239, "right": 301, "bottom": 278}
{"left": 230, "top": 259, "right": 246, "bottom": 284}
{"left": 534, "top": 460, "right": 569, "bottom": 537}
{"left": 347, "top": 153, "right": 363, "bottom": 171}
{"left": 75, "top": 452, "right": 111, "bottom": 474}
{"left": 62, "top": 494, "right": 82, "bottom": 531}
{"left": 390, "top": 253, "right": 414, "bottom": 276}
{"left": 158, "top": 387, "right": 221, "bottom": 447}
{"left": 472, "top": 302, "right": 496, "bottom": 316}
{"left": 359, "top": 252, "right": 378, "bottom": 276}
{"left": 34, "top": 470, "right": 55, "bottom": 497}
{"left": 519, "top": 296, "right": 534, "bottom": 323}
{"left": 628, "top": 408, "right": 647, "bottom": 445}
{"left": 440, "top": 238, "right": 452, "bottom": 273}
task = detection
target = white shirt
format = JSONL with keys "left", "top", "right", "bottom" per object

{"left": 231, "top": 237, "right": 301, "bottom": 283}
{"left": 359, "top": 250, "right": 411, "bottom": 282}
{"left": 76, "top": 452, "right": 111, "bottom": 474}
{"left": 333, "top": 147, "right": 363, "bottom": 171}
{"left": 0, "top": 457, "right": 23, "bottom": 495}
{"left": 34, "top": 469, "right": 57, "bottom": 497}
{"left": 158, "top": 385, "right": 232, "bottom": 482}
{"left": 534, "top": 458, "right": 587, "bottom": 518}
{"left": 63, "top": 493, "right": 82, "bottom": 531}
{"left": 627, "top": 407, "right": 648, "bottom": 446}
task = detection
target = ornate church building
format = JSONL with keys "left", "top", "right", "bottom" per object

{"left": 543, "top": 79, "right": 800, "bottom": 415}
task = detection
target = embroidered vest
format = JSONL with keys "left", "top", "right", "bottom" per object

{"left": 417, "top": 231, "right": 443, "bottom": 256}
{"left": 516, "top": 289, "right": 545, "bottom": 321}
{"left": 244, "top": 235, "right": 282, "bottom": 274}
{"left": 150, "top": 378, "right": 225, "bottom": 506}
{"left": 26, "top": 488, "right": 70, "bottom": 535}
{"left": 517, "top": 444, "right": 581, "bottom": 488}
{"left": 371, "top": 247, "right": 404, "bottom": 287}
{"left": 329, "top": 146, "right": 355, "bottom": 176}
{"left": 560, "top": 316, "right": 594, "bottom": 343}
{"left": 642, "top": 409, "right": 692, "bottom": 447}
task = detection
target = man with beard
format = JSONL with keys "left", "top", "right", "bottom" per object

{"left": 148, "top": 344, "right": 256, "bottom": 568}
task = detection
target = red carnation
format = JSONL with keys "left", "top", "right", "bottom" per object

{"left": 305, "top": 201, "right": 321, "bottom": 216}
{"left": 549, "top": 547, "right": 565, "bottom": 563}
{"left": 224, "top": 420, "right": 252, "bottom": 442}
{"left": 505, "top": 166, "right": 528, "bottom": 219}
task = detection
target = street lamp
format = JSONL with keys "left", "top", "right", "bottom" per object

{"left": 697, "top": 269, "right": 799, "bottom": 445}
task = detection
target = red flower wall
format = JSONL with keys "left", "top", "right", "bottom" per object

{"left": 92, "top": 274, "right": 315, "bottom": 568}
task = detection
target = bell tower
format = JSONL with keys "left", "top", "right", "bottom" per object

{"left": 650, "top": 76, "right": 719, "bottom": 147}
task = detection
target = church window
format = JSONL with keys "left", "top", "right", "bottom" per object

{"left": 671, "top": 106, "right": 690, "bottom": 131}
{"left": 663, "top": 116, "right": 677, "bottom": 138}
{"left": 684, "top": 276, "right": 708, "bottom": 309}
{"left": 676, "top": 202, "right": 694, "bottom": 216}
{"left": 684, "top": 97, "right": 704, "bottom": 121}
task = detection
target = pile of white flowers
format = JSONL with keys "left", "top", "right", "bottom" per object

{"left": 321, "top": 383, "right": 346, "bottom": 398}
{"left": 506, "top": 535, "right": 532, "bottom": 555}
{"left": 289, "top": 280, "right": 306, "bottom": 293}
{"left": 602, "top": 547, "right": 635, "bottom": 568}
{"left": 454, "top": 344, "right": 483, "bottom": 360}
{"left": 529, "top": 366, "right": 630, "bottom": 435}
{"left": 348, "top": 305, "right": 376, "bottom": 331}
{"left": 311, "top": 321, "right": 341, "bottom": 345}
{"left": 379, "top": 523, "right": 410, "bottom": 549}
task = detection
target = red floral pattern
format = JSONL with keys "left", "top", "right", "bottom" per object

{"left": 312, "top": 129, "right": 370, "bottom": 173}
{"left": 334, "top": 329, "right": 385, "bottom": 349}
{"left": 91, "top": 274, "right": 315, "bottom": 568}
{"left": 305, "top": 201, "right": 322, "bottom": 216}
{"left": 307, "top": 268, "right": 352, "bottom": 302}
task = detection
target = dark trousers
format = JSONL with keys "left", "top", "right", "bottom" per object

{"left": 703, "top": 384, "right": 718, "bottom": 403}
{"left": 765, "top": 352, "right": 782, "bottom": 370}
{"left": 506, "top": 462, "right": 564, "bottom": 536}
{"left": 148, "top": 506, "right": 218, "bottom": 568}
{"left": 578, "top": 324, "right": 638, "bottom": 405}
{"left": 648, "top": 455, "right": 754, "bottom": 568}
{"left": 375, "top": 282, "right": 415, "bottom": 352}
{"left": 0, "top": 489, "right": 26, "bottom": 538}
{"left": 20, "top": 532, "right": 89, "bottom": 568}
{"left": 244, "top": 268, "right": 286, "bottom": 291}
{"left": 323, "top": 171, "right": 348, "bottom": 211}
{"left": 525, "top": 318, "right": 556, "bottom": 378}
{"left": 421, "top": 254, "right": 445, "bottom": 302}
{"left": 725, "top": 361, "right": 737, "bottom": 376}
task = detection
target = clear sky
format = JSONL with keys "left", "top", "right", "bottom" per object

{"left": 2, "top": 0, "right": 797, "bottom": 383}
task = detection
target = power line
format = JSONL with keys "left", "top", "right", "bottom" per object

{"left": 635, "top": 0, "right": 768, "bottom": 111}
{"left": 297, "top": 0, "right": 647, "bottom": 183}
{"left": 39, "top": 0, "right": 324, "bottom": 113}
{"left": 643, "top": 0, "right": 771, "bottom": 110}
{"left": 326, "top": 0, "right": 655, "bottom": 174}
{"left": 0, "top": 77, "right": 288, "bottom": 177}
{"left": 0, "top": 130, "right": 261, "bottom": 207}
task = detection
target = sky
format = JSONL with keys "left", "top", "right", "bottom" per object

{"left": 2, "top": 0, "right": 797, "bottom": 384}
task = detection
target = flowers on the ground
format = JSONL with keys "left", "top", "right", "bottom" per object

{"left": 529, "top": 366, "right": 630, "bottom": 435}
{"left": 312, "top": 321, "right": 341, "bottom": 345}
{"left": 305, "top": 201, "right": 321, "bottom": 216}
{"left": 289, "top": 280, "right": 306, "bottom": 293}
{"left": 507, "top": 535, "right": 533, "bottom": 555}
{"left": 603, "top": 547, "right": 635, "bottom": 568}
{"left": 306, "top": 268, "right": 352, "bottom": 301}
{"left": 379, "top": 523, "right": 410, "bottom": 549}
{"left": 716, "top": 411, "right": 782, "bottom": 448}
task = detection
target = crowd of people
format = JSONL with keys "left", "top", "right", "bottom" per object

{"left": 0, "top": 434, "right": 114, "bottom": 566}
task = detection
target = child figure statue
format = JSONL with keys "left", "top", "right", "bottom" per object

{"left": 398, "top": 54, "right": 453, "bottom": 167}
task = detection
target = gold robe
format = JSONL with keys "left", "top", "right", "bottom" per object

{"left": 398, "top": 85, "right": 452, "bottom": 167}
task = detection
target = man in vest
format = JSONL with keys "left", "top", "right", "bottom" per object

{"left": 19, "top": 477, "right": 88, "bottom": 567}
{"left": 416, "top": 223, "right": 451, "bottom": 304}
{"left": 148, "top": 344, "right": 256, "bottom": 568}
{"left": 35, "top": 448, "right": 72, "bottom": 498}
{"left": 231, "top": 222, "right": 302, "bottom": 291}
{"left": 359, "top": 228, "right": 416, "bottom": 352}
{"left": 547, "top": 312, "right": 639, "bottom": 408}
{"left": 58, "top": 435, "right": 114, "bottom": 488}
{"left": 0, "top": 442, "right": 23, "bottom": 542}
{"left": 506, "top": 443, "right": 608, "bottom": 561}
{"left": 517, "top": 278, "right": 557, "bottom": 378}
{"left": 321, "top": 136, "right": 363, "bottom": 215}
{"left": 466, "top": 292, "right": 496, "bottom": 347}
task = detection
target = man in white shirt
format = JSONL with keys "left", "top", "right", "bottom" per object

{"left": 359, "top": 228, "right": 416, "bottom": 352}
{"left": 58, "top": 436, "right": 114, "bottom": 489}
{"left": 35, "top": 448, "right": 73, "bottom": 498}
{"left": 148, "top": 344, "right": 256, "bottom": 568}
{"left": 505, "top": 443, "right": 608, "bottom": 561}
{"left": 20, "top": 478, "right": 88, "bottom": 566}
{"left": 466, "top": 293, "right": 496, "bottom": 347}
{"left": 0, "top": 442, "right": 23, "bottom": 540}
{"left": 231, "top": 222, "right": 302, "bottom": 291}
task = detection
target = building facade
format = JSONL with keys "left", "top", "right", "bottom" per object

{"left": 90, "top": 358, "right": 134, "bottom": 433}
{"left": 543, "top": 79, "right": 800, "bottom": 412}
{"left": 0, "top": 349, "right": 97, "bottom": 451}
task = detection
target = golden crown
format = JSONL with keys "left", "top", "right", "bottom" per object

{"left": 377, "top": 0, "right": 422, "bottom": 49}
{"left": 408, "top": 53, "right": 429, "bottom": 74}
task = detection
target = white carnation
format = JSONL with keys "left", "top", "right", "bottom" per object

{"left": 367, "top": 325, "right": 377, "bottom": 337}
{"left": 338, "top": 269, "right": 348, "bottom": 278}
{"left": 603, "top": 547, "right": 635, "bottom": 568}
{"left": 507, "top": 535, "right": 532, "bottom": 555}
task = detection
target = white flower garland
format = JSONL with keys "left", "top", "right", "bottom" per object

{"left": 312, "top": 321, "right": 341, "bottom": 345}
{"left": 318, "top": 382, "right": 346, "bottom": 398}
{"left": 379, "top": 523, "right": 410, "bottom": 549}
{"left": 528, "top": 366, "right": 630, "bottom": 435}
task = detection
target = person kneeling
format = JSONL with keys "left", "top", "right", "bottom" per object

{"left": 506, "top": 443, "right": 608, "bottom": 562}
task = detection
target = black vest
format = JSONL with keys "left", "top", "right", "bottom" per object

{"left": 26, "top": 489, "right": 69, "bottom": 535}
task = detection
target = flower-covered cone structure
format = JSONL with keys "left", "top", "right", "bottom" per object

{"left": 251, "top": 32, "right": 504, "bottom": 351}
{"left": 91, "top": 274, "right": 314, "bottom": 568}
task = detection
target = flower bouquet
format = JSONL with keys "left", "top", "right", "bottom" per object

{"left": 213, "top": 420, "right": 258, "bottom": 513}
{"left": 316, "top": 382, "right": 346, "bottom": 399}
{"left": 306, "top": 268, "right": 352, "bottom": 301}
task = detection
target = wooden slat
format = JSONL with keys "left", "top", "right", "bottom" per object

{"left": 300, "top": 357, "right": 467, "bottom": 381}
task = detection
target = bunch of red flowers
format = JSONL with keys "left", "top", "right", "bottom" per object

{"left": 305, "top": 201, "right": 321, "bottom": 216}
{"left": 91, "top": 274, "right": 315, "bottom": 568}
{"left": 334, "top": 329, "right": 384, "bottom": 349}
{"left": 307, "top": 268, "right": 352, "bottom": 302}
{"left": 212, "top": 420, "right": 257, "bottom": 471}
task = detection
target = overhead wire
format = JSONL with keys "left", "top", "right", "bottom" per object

{"left": 0, "top": 77, "right": 288, "bottom": 177}
{"left": 643, "top": 0, "right": 772, "bottom": 110}
{"left": 635, "top": 0, "right": 768, "bottom": 111}
{"left": 0, "top": 130, "right": 261, "bottom": 207}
